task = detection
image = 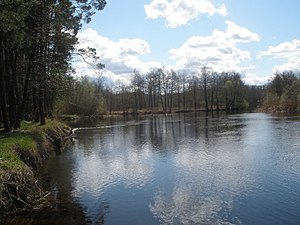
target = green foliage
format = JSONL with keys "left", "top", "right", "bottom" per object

{"left": 243, "top": 86, "right": 266, "bottom": 110}
{"left": 262, "top": 71, "right": 300, "bottom": 112}
{"left": 0, "top": 119, "right": 69, "bottom": 171}
{"left": 74, "top": 0, "right": 106, "bottom": 23}
{"left": 54, "top": 76, "right": 106, "bottom": 116}
{"left": 262, "top": 92, "right": 280, "bottom": 111}
{"left": 234, "top": 98, "right": 249, "bottom": 110}
{"left": 225, "top": 80, "right": 233, "bottom": 90}
{"left": 280, "top": 80, "right": 300, "bottom": 112}
{"left": 96, "top": 95, "right": 106, "bottom": 114}
{"left": 0, "top": 0, "right": 106, "bottom": 131}
{"left": 270, "top": 71, "right": 297, "bottom": 96}
{"left": 0, "top": 0, "right": 35, "bottom": 32}
{"left": 53, "top": 97, "right": 67, "bottom": 117}
{"left": 89, "top": 69, "right": 260, "bottom": 113}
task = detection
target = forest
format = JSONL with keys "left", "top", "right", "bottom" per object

{"left": 55, "top": 68, "right": 300, "bottom": 116}
{"left": 1, "top": 0, "right": 300, "bottom": 132}
{"left": 0, "top": 0, "right": 106, "bottom": 132}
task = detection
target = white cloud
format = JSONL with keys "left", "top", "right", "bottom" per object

{"left": 242, "top": 73, "right": 273, "bottom": 86}
{"left": 258, "top": 39, "right": 300, "bottom": 73}
{"left": 144, "top": 0, "right": 227, "bottom": 28}
{"left": 224, "top": 21, "right": 260, "bottom": 43}
{"left": 74, "top": 28, "right": 162, "bottom": 84}
{"left": 170, "top": 21, "right": 260, "bottom": 72}
{"left": 74, "top": 23, "right": 262, "bottom": 86}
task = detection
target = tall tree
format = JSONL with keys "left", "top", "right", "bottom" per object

{"left": 201, "top": 67, "right": 210, "bottom": 112}
{"left": 0, "top": 0, "right": 106, "bottom": 130}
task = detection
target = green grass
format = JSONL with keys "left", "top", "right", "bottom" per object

{"left": 0, "top": 133, "right": 36, "bottom": 171}
{"left": 0, "top": 146, "right": 26, "bottom": 171}
{"left": 0, "top": 119, "right": 69, "bottom": 172}
{"left": 0, "top": 131, "right": 38, "bottom": 171}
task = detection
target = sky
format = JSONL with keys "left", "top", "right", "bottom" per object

{"left": 74, "top": 0, "right": 300, "bottom": 86}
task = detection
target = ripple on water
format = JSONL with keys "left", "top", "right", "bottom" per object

{"left": 19, "top": 113, "right": 300, "bottom": 225}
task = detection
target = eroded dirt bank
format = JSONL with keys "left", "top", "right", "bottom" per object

{"left": 0, "top": 121, "right": 72, "bottom": 216}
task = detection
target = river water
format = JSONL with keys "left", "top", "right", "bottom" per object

{"left": 3, "top": 113, "right": 300, "bottom": 225}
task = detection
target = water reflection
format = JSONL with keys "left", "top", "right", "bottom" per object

{"left": 71, "top": 125, "right": 155, "bottom": 223}
{"left": 57, "top": 113, "right": 300, "bottom": 224}
{"left": 4, "top": 113, "right": 300, "bottom": 225}
{"left": 149, "top": 114, "right": 254, "bottom": 225}
{"left": 70, "top": 113, "right": 245, "bottom": 224}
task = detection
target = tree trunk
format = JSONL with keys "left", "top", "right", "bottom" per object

{"left": 177, "top": 85, "right": 180, "bottom": 111}
{"left": 15, "top": 58, "right": 32, "bottom": 128}
{"left": 216, "top": 90, "right": 220, "bottom": 111}
{"left": 39, "top": 86, "right": 46, "bottom": 125}
{"left": 204, "top": 79, "right": 209, "bottom": 111}
{"left": 210, "top": 89, "right": 214, "bottom": 110}
{"left": 0, "top": 38, "right": 11, "bottom": 132}
{"left": 8, "top": 51, "right": 18, "bottom": 128}
{"left": 193, "top": 86, "right": 197, "bottom": 111}
{"left": 225, "top": 89, "right": 229, "bottom": 111}
{"left": 32, "top": 79, "right": 39, "bottom": 122}
{"left": 169, "top": 89, "right": 173, "bottom": 113}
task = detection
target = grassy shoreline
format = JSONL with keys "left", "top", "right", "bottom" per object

{"left": 0, "top": 120, "right": 72, "bottom": 215}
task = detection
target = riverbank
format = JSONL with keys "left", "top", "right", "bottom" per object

{"left": 0, "top": 120, "right": 72, "bottom": 215}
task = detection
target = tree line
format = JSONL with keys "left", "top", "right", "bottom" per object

{"left": 56, "top": 67, "right": 268, "bottom": 117}
{"left": 110, "top": 67, "right": 263, "bottom": 114}
{"left": 55, "top": 68, "right": 300, "bottom": 117}
{"left": 0, "top": 0, "right": 106, "bottom": 132}
{"left": 262, "top": 71, "right": 300, "bottom": 112}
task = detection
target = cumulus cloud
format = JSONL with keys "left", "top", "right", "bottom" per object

{"left": 74, "top": 23, "right": 263, "bottom": 86}
{"left": 74, "top": 28, "right": 161, "bottom": 84}
{"left": 242, "top": 73, "right": 273, "bottom": 86}
{"left": 258, "top": 39, "right": 300, "bottom": 73}
{"left": 144, "top": 0, "right": 227, "bottom": 28}
{"left": 170, "top": 21, "right": 260, "bottom": 72}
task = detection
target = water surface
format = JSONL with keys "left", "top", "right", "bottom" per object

{"left": 4, "top": 113, "right": 300, "bottom": 224}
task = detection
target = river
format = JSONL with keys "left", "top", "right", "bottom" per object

{"left": 3, "top": 113, "right": 300, "bottom": 225}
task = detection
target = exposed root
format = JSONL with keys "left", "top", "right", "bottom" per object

{"left": 0, "top": 124, "right": 72, "bottom": 216}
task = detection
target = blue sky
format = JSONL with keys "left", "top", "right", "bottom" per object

{"left": 75, "top": 0, "right": 300, "bottom": 85}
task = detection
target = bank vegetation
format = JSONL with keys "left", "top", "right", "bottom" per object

{"left": 0, "top": 120, "right": 72, "bottom": 215}
{"left": 261, "top": 71, "right": 300, "bottom": 113}
{"left": 0, "top": 0, "right": 106, "bottom": 215}
{"left": 52, "top": 69, "right": 300, "bottom": 117}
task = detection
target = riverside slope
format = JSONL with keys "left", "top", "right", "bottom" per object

{"left": 0, "top": 120, "right": 72, "bottom": 216}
